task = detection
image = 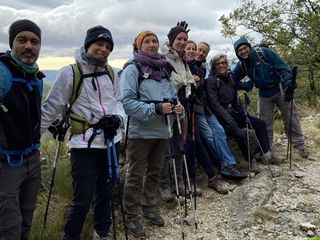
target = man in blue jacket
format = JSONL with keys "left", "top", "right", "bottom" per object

{"left": 233, "top": 37, "right": 308, "bottom": 158}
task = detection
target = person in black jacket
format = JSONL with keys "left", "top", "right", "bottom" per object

{"left": 206, "top": 54, "right": 283, "bottom": 168}
{"left": 0, "top": 19, "right": 43, "bottom": 240}
{"left": 185, "top": 42, "right": 247, "bottom": 182}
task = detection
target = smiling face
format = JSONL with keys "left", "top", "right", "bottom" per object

{"left": 11, "top": 31, "right": 41, "bottom": 65}
{"left": 213, "top": 57, "right": 228, "bottom": 75}
{"left": 172, "top": 32, "right": 188, "bottom": 53}
{"left": 236, "top": 44, "right": 250, "bottom": 59}
{"left": 195, "top": 42, "right": 210, "bottom": 62}
{"left": 86, "top": 40, "right": 112, "bottom": 62}
{"left": 185, "top": 42, "right": 196, "bottom": 62}
{"left": 140, "top": 34, "right": 159, "bottom": 56}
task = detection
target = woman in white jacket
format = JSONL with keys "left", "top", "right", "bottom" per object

{"left": 41, "top": 25, "right": 126, "bottom": 240}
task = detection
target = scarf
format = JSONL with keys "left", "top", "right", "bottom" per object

{"left": 80, "top": 47, "right": 106, "bottom": 67}
{"left": 133, "top": 50, "right": 175, "bottom": 81}
{"left": 9, "top": 52, "right": 39, "bottom": 74}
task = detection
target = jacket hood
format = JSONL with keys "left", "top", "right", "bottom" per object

{"left": 234, "top": 37, "right": 251, "bottom": 59}
{"left": 160, "top": 41, "right": 180, "bottom": 61}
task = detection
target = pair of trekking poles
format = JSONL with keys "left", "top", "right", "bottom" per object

{"left": 43, "top": 117, "right": 128, "bottom": 240}
{"left": 164, "top": 97, "right": 198, "bottom": 240}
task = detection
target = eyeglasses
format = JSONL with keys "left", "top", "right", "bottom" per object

{"left": 214, "top": 61, "right": 227, "bottom": 66}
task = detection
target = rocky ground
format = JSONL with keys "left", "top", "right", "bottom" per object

{"left": 125, "top": 114, "right": 320, "bottom": 240}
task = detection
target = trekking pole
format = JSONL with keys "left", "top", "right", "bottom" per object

{"left": 286, "top": 66, "right": 297, "bottom": 169}
{"left": 243, "top": 94, "right": 252, "bottom": 180}
{"left": 243, "top": 93, "right": 275, "bottom": 178}
{"left": 106, "top": 138, "right": 129, "bottom": 240}
{"left": 164, "top": 98, "right": 185, "bottom": 240}
{"left": 43, "top": 117, "right": 69, "bottom": 228}
{"left": 173, "top": 98, "right": 197, "bottom": 229}
{"left": 190, "top": 84, "right": 197, "bottom": 211}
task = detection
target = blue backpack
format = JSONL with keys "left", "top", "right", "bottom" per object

{"left": 0, "top": 60, "right": 43, "bottom": 168}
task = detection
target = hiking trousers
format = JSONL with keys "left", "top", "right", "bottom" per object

{"left": 259, "top": 93, "right": 305, "bottom": 150}
{"left": 123, "top": 139, "right": 167, "bottom": 220}
{"left": 0, "top": 151, "right": 40, "bottom": 240}
{"left": 63, "top": 148, "right": 114, "bottom": 240}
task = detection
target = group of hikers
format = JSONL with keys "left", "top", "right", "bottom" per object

{"left": 0, "top": 19, "right": 309, "bottom": 240}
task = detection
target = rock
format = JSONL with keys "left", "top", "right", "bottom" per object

{"left": 272, "top": 169, "right": 282, "bottom": 177}
{"left": 184, "top": 215, "right": 198, "bottom": 226}
{"left": 294, "top": 171, "right": 304, "bottom": 178}
{"left": 257, "top": 218, "right": 263, "bottom": 224}
{"left": 308, "top": 156, "right": 317, "bottom": 161}
{"left": 307, "top": 230, "right": 315, "bottom": 237}
{"left": 300, "top": 222, "right": 317, "bottom": 231}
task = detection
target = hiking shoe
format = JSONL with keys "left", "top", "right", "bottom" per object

{"left": 250, "top": 159, "right": 261, "bottom": 174}
{"left": 208, "top": 176, "right": 228, "bottom": 194}
{"left": 261, "top": 152, "right": 285, "bottom": 165}
{"left": 298, "top": 148, "right": 309, "bottom": 158}
{"left": 176, "top": 182, "right": 190, "bottom": 198}
{"left": 126, "top": 218, "right": 145, "bottom": 238}
{"left": 142, "top": 210, "right": 165, "bottom": 227}
{"left": 159, "top": 187, "right": 174, "bottom": 202}
{"left": 221, "top": 165, "right": 247, "bottom": 180}
{"left": 93, "top": 230, "right": 108, "bottom": 240}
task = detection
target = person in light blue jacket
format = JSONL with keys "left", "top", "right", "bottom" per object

{"left": 233, "top": 37, "right": 308, "bottom": 158}
{"left": 120, "top": 30, "right": 183, "bottom": 238}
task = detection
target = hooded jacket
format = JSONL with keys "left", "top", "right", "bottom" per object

{"left": 41, "top": 49, "right": 126, "bottom": 148}
{"left": 233, "top": 38, "right": 292, "bottom": 97}
{"left": 160, "top": 43, "right": 194, "bottom": 97}
{"left": 120, "top": 62, "right": 177, "bottom": 139}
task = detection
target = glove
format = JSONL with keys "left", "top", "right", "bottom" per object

{"left": 176, "top": 21, "right": 190, "bottom": 33}
{"left": 103, "top": 115, "right": 121, "bottom": 140}
{"left": 48, "top": 119, "right": 64, "bottom": 140}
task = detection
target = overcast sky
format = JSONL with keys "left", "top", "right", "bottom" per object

{"left": 0, "top": 0, "right": 245, "bottom": 69}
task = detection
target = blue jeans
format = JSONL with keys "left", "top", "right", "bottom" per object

{"left": 195, "top": 113, "right": 236, "bottom": 169}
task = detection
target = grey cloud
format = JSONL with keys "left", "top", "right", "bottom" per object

{"left": 0, "top": 0, "right": 239, "bottom": 62}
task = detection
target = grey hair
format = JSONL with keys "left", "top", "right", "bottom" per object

{"left": 210, "top": 54, "right": 228, "bottom": 69}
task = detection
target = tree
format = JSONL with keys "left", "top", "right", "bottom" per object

{"left": 220, "top": 0, "right": 320, "bottom": 94}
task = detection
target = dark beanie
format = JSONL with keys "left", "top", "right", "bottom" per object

{"left": 167, "top": 26, "right": 188, "bottom": 46}
{"left": 9, "top": 19, "right": 41, "bottom": 49}
{"left": 84, "top": 25, "right": 114, "bottom": 52}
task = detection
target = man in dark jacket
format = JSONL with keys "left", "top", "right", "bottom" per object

{"left": 232, "top": 37, "right": 308, "bottom": 158}
{"left": 207, "top": 54, "right": 282, "bottom": 168}
{"left": 0, "top": 19, "right": 43, "bottom": 240}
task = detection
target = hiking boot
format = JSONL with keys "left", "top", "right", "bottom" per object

{"left": 261, "top": 152, "right": 285, "bottom": 165}
{"left": 208, "top": 176, "right": 228, "bottom": 194}
{"left": 176, "top": 182, "right": 190, "bottom": 198}
{"left": 159, "top": 187, "right": 174, "bottom": 202}
{"left": 250, "top": 159, "right": 261, "bottom": 174}
{"left": 142, "top": 209, "right": 165, "bottom": 227}
{"left": 298, "top": 147, "right": 309, "bottom": 158}
{"left": 126, "top": 218, "right": 145, "bottom": 238}
{"left": 92, "top": 230, "right": 107, "bottom": 240}
{"left": 221, "top": 165, "right": 247, "bottom": 180}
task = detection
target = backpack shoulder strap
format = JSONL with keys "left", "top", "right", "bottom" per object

{"left": 70, "top": 62, "right": 83, "bottom": 107}
{"left": 106, "top": 64, "right": 114, "bottom": 83}
{"left": 255, "top": 47, "right": 271, "bottom": 65}
{"left": 0, "top": 61, "right": 14, "bottom": 103}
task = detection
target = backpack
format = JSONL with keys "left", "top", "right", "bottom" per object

{"left": 0, "top": 61, "right": 43, "bottom": 113}
{"left": 67, "top": 62, "right": 115, "bottom": 134}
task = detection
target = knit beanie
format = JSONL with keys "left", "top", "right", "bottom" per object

{"left": 167, "top": 26, "right": 188, "bottom": 46}
{"left": 9, "top": 19, "right": 41, "bottom": 49}
{"left": 133, "top": 31, "right": 158, "bottom": 50}
{"left": 84, "top": 25, "right": 114, "bottom": 52}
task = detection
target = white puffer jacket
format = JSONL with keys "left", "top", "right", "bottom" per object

{"left": 41, "top": 49, "right": 126, "bottom": 149}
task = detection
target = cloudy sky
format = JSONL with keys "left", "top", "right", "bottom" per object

{"left": 0, "top": 0, "right": 244, "bottom": 69}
